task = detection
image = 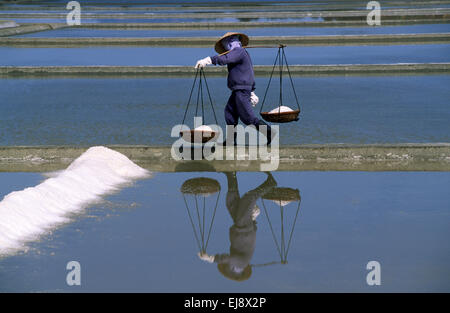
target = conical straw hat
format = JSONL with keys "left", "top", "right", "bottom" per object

{"left": 214, "top": 32, "right": 249, "bottom": 54}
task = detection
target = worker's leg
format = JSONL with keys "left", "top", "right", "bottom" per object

{"left": 224, "top": 172, "right": 240, "bottom": 222}
{"left": 222, "top": 92, "right": 239, "bottom": 145}
{"left": 234, "top": 90, "right": 275, "bottom": 145}
{"left": 256, "top": 120, "right": 275, "bottom": 145}
{"left": 234, "top": 90, "right": 260, "bottom": 126}
{"left": 224, "top": 92, "right": 239, "bottom": 126}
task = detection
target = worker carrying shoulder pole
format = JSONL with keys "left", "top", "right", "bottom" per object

{"left": 194, "top": 32, "right": 274, "bottom": 145}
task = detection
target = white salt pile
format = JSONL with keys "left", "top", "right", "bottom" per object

{"left": 194, "top": 125, "right": 214, "bottom": 132}
{"left": 0, "top": 146, "right": 150, "bottom": 255}
{"left": 269, "top": 106, "right": 295, "bottom": 114}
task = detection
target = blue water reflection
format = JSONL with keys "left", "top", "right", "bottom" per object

{"left": 0, "top": 170, "right": 449, "bottom": 292}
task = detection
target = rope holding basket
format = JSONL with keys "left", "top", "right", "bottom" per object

{"left": 180, "top": 67, "right": 219, "bottom": 143}
{"left": 259, "top": 45, "right": 301, "bottom": 123}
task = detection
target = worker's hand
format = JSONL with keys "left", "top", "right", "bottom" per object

{"left": 198, "top": 251, "right": 214, "bottom": 263}
{"left": 195, "top": 57, "right": 212, "bottom": 69}
{"left": 250, "top": 92, "right": 259, "bottom": 107}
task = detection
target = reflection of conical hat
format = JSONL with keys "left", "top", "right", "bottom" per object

{"left": 214, "top": 32, "right": 250, "bottom": 54}
{"left": 262, "top": 187, "right": 301, "bottom": 204}
{"left": 180, "top": 177, "right": 220, "bottom": 196}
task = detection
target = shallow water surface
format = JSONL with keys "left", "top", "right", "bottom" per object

{"left": 15, "top": 24, "right": 450, "bottom": 38}
{"left": 0, "top": 75, "right": 449, "bottom": 145}
{"left": 2, "top": 44, "right": 449, "bottom": 66}
{"left": 0, "top": 170, "right": 449, "bottom": 292}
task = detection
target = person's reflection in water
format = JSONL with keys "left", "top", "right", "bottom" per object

{"left": 198, "top": 172, "right": 277, "bottom": 281}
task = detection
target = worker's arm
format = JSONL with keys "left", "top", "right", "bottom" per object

{"left": 212, "top": 253, "right": 230, "bottom": 264}
{"left": 194, "top": 47, "right": 245, "bottom": 68}
{"left": 210, "top": 47, "right": 245, "bottom": 66}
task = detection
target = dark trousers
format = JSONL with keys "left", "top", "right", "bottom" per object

{"left": 224, "top": 90, "right": 260, "bottom": 126}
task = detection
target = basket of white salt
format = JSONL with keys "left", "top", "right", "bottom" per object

{"left": 180, "top": 125, "right": 217, "bottom": 144}
{"left": 262, "top": 187, "right": 301, "bottom": 207}
{"left": 179, "top": 68, "right": 220, "bottom": 143}
{"left": 258, "top": 45, "right": 302, "bottom": 124}
{"left": 260, "top": 106, "right": 300, "bottom": 123}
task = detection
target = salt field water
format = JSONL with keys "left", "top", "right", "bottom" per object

{"left": 0, "top": 169, "right": 449, "bottom": 292}
{"left": 3, "top": 17, "right": 326, "bottom": 24}
{"left": 1, "top": 75, "right": 449, "bottom": 146}
{"left": 1, "top": 44, "right": 449, "bottom": 66}
{"left": 1, "top": 0, "right": 449, "bottom": 295}
{"left": 14, "top": 24, "right": 450, "bottom": 38}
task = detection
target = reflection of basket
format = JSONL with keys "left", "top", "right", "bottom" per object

{"left": 260, "top": 110, "right": 300, "bottom": 123}
{"left": 181, "top": 176, "right": 221, "bottom": 254}
{"left": 180, "top": 130, "right": 217, "bottom": 144}
{"left": 260, "top": 186, "right": 302, "bottom": 265}
{"left": 180, "top": 177, "right": 220, "bottom": 196}
{"left": 262, "top": 187, "right": 301, "bottom": 202}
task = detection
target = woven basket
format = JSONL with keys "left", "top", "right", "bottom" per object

{"left": 180, "top": 130, "right": 217, "bottom": 143}
{"left": 262, "top": 187, "right": 301, "bottom": 202}
{"left": 260, "top": 109, "right": 300, "bottom": 123}
{"left": 180, "top": 177, "right": 221, "bottom": 195}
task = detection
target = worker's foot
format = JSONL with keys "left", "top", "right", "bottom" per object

{"left": 256, "top": 120, "right": 276, "bottom": 146}
{"left": 264, "top": 172, "right": 277, "bottom": 187}
{"left": 267, "top": 127, "right": 277, "bottom": 146}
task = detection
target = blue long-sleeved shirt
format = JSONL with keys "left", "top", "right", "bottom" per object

{"left": 210, "top": 47, "right": 256, "bottom": 91}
